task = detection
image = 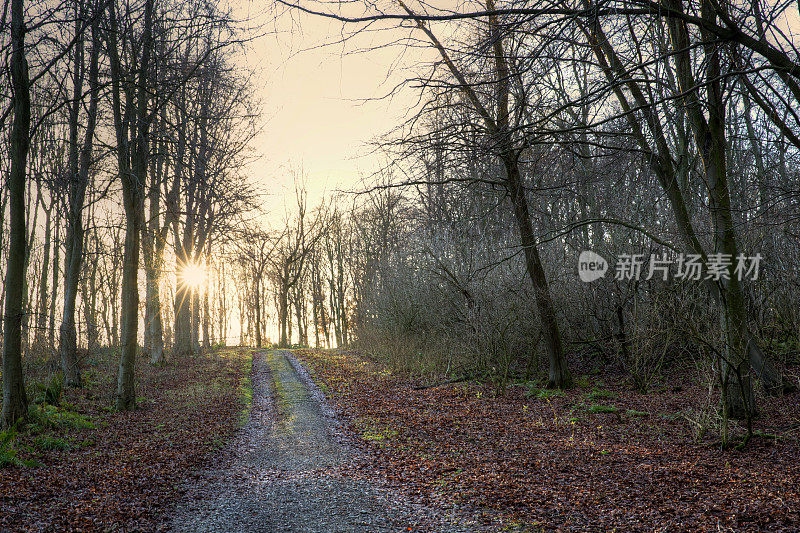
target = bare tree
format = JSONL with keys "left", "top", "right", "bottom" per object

{"left": 2, "top": 0, "right": 32, "bottom": 427}
{"left": 59, "top": 0, "right": 101, "bottom": 387}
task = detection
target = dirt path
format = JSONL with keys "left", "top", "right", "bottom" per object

{"left": 171, "top": 350, "right": 478, "bottom": 532}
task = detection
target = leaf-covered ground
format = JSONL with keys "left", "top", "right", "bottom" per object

{"left": 294, "top": 349, "right": 800, "bottom": 532}
{"left": 0, "top": 347, "right": 253, "bottom": 531}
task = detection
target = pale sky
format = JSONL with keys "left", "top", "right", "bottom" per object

{"left": 232, "top": 1, "right": 421, "bottom": 218}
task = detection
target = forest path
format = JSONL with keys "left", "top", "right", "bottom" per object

{"left": 171, "top": 350, "right": 475, "bottom": 532}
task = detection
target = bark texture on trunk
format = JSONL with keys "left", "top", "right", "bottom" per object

{"left": 33, "top": 206, "right": 51, "bottom": 351}
{"left": 3, "top": 0, "right": 31, "bottom": 428}
{"left": 108, "top": 0, "right": 154, "bottom": 410}
{"left": 174, "top": 280, "right": 193, "bottom": 356}
{"left": 59, "top": 0, "right": 100, "bottom": 387}
{"left": 666, "top": 0, "right": 755, "bottom": 418}
{"left": 488, "top": 0, "right": 570, "bottom": 388}
{"left": 504, "top": 158, "right": 571, "bottom": 389}
{"left": 254, "top": 278, "right": 262, "bottom": 348}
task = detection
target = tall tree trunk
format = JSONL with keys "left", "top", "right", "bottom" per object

{"left": 81, "top": 228, "right": 99, "bottom": 355}
{"left": 293, "top": 287, "right": 306, "bottom": 346}
{"left": 202, "top": 247, "right": 211, "bottom": 349}
{"left": 59, "top": 0, "right": 86, "bottom": 387}
{"left": 145, "top": 267, "right": 164, "bottom": 364}
{"left": 254, "top": 278, "right": 262, "bottom": 348}
{"left": 59, "top": 0, "right": 100, "bottom": 387}
{"left": 286, "top": 290, "right": 293, "bottom": 346}
{"left": 487, "top": 0, "right": 570, "bottom": 388}
{"left": 174, "top": 278, "right": 192, "bottom": 355}
{"left": 34, "top": 205, "right": 52, "bottom": 351}
{"left": 48, "top": 216, "right": 60, "bottom": 349}
{"left": 170, "top": 100, "right": 193, "bottom": 356}
{"left": 217, "top": 264, "right": 227, "bottom": 346}
{"left": 329, "top": 279, "right": 341, "bottom": 347}
{"left": 336, "top": 263, "right": 347, "bottom": 346}
{"left": 143, "top": 140, "right": 166, "bottom": 364}
{"left": 666, "top": 1, "right": 755, "bottom": 418}
{"left": 312, "top": 270, "right": 320, "bottom": 349}
{"left": 117, "top": 197, "right": 143, "bottom": 410}
{"left": 21, "top": 183, "right": 41, "bottom": 359}
{"left": 108, "top": 0, "right": 154, "bottom": 410}
{"left": 0, "top": 191, "right": 6, "bottom": 349}
{"left": 191, "top": 289, "right": 201, "bottom": 353}
{"left": 279, "top": 280, "right": 289, "bottom": 347}
{"left": 504, "top": 158, "right": 571, "bottom": 388}
{"left": 2, "top": 0, "right": 31, "bottom": 428}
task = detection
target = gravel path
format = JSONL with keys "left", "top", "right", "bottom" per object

{"left": 171, "top": 350, "right": 480, "bottom": 532}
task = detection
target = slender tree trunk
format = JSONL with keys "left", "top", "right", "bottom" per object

{"left": 279, "top": 282, "right": 289, "bottom": 347}
{"left": 81, "top": 233, "right": 99, "bottom": 354}
{"left": 59, "top": 0, "right": 100, "bottom": 387}
{"left": 666, "top": 0, "right": 755, "bottom": 418}
{"left": 145, "top": 143, "right": 167, "bottom": 364}
{"left": 48, "top": 218, "right": 60, "bottom": 349}
{"left": 312, "top": 272, "right": 320, "bottom": 348}
{"left": 504, "top": 158, "right": 571, "bottom": 388}
{"left": 191, "top": 289, "right": 201, "bottom": 353}
{"left": 117, "top": 200, "right": 143, "bottom": 410}
{"left": 329, "top": 279, "right": 341, "bottom": 347}
{"left": 60, "top": 0, "right": 86, "bottom": 386}
{"left": 202, "top": 248, "right": 211, "bottom": 349}
{"left": 109, "top": 0, "right": 154, "bottom": 410}
{"left": 2, "top": 0, "right": 31, "bottom": 428}
{"left": 173, "top": 241, "right": 193, "bottom": 355}
{"left": 218, "top": 265, "right": 227, "bottom": 345}
{"left": 336, "top": 265, "right": 347, "bottom": 346}
{"left": 254, "top": 278, "right": 262, "bottom": 348}
{"left": 34, "top": 205, "right": 52, "bottom": 350}
{"left": 286, "top": 292, "right": 293, "bottom": 346}
{"left": 0, "top": 192, "right": 6, "bottom": 349}
{"left": 21, "top": 184, "right": 41, "bottom": 360}
{"left": 293, "top": 287, "right": 306, "bottom": 346}
{"left": 488, "top": 0, "right": 570, "bottom": 388}
{"left": 143, "top": 280, "right": 152, "bottom": 354}
{"left": 145, "top": 266, "right": 164, "bottom": 364}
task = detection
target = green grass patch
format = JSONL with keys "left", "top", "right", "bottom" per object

{"left": 626, "top": 409, "right": 650, "bottom": 418}
{"left": 587, "top": 388, "right": 618, "bottom": 400}
{"left": 30, "top": 373, "right": 64, "bottom": 406}
{"left": 573, "top": 375, "right": 594, "bottom": 389}
{"left": 0, "top": 429, "right": 40, "bottom": 468}
{"left": 587, "top": 404, "right": 619, "bottom": 414}
{"left": 0, "top": 446, "right": 39, "bottom": 468}
{"left": 32, "top": 436, "right": 71, "bottom": 451}
{"left": 27, "top": 404, "right": 96, "bottom": 431}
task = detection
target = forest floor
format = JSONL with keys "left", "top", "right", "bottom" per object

{"left": 0, "top": 347, "right": 253, "bottom": 530}
{"left": 3, "top": 347, "right": 798, "bottom": 531}
{"left": 294, "top": 348, "right": 800, "bottom": 532}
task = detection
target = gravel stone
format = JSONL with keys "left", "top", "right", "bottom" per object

{"left": 170, "top": 350, "right": 481, "bottom": 532}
